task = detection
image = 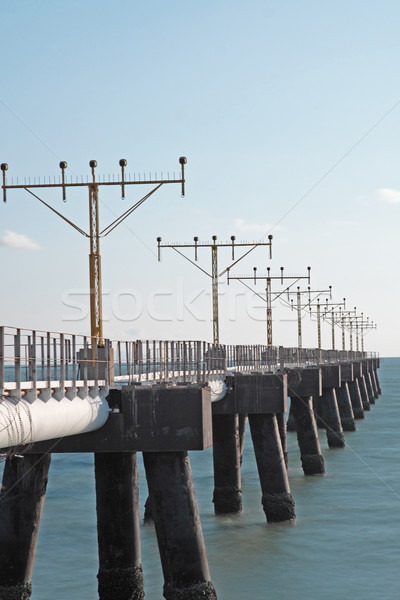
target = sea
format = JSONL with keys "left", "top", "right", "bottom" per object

{"left": 1, "top": 358, "right": 399, "bottom": 600}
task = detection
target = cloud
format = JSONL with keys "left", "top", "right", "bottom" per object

{"left": 377, "top": 188, "right": 400, "bottom": 204}
{"left": 0, "top": 230, "right": 41, "bottom": 250}
{"left": 234, "top": 218, "right": 278, "bottom": 235}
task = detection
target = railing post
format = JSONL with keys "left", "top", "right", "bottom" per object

{"left": 131, "top": 342, "right": 136, "bottom": 384}
{"left": 196, "top": 341, "right": 202, "bottom": 383}
{"left": 164, "top": 341, "right": 169, "bottom": 381}
{"left": 136, "top": 341, "right": 142, "bottom": 383}
{"left": 94, "top": 337, "right": 99, "bottom": 386}
{"left": 72, "top": 335, "right": 77, "bottom": 392}
{"left": 146, "top": 340, "right": 150, "bottom": 382}
{"left": 65, "top": 337, "right": 69, "bottom": 382}
{"left": 60, "top": 333, "right": 65, "bottom": 391}
{"left": 15, "top": 330, "right": 21, "bottom": 398}
{"left": 0, "top": 326, "right": 4, "bottom": 395}
{"left": 31, "top": 330, "right": 37, "bottom": 396}
{"left": 52, "top": 337, "right": 57, "bottom": 382}
{"left": 117, "top": 341, "right": 121, "bottom": 377}
{"left": 82, "top": 336, "right": 88, "bottom": 394}
{"left": 104, "top": 338, "right": 110, "bottom": 386}
{"left": 46, "top": 332, "right": 51, "bottom": 389}
{"left": 183, "top": 341, "right": 187, "bottom": 382}
{"left": 40, "top": 336, "right": 45, "bottom": 381}
{"left": 278, "top": 346, "right": 284, "bottom": 371}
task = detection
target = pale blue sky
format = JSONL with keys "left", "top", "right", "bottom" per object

{"left": 1, "top": 1, "right": 399, "bottom": 354}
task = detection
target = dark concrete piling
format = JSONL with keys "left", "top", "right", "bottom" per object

{"left": 94, "top": 452, "right": 144, "bottom": 600}
{"left": 359, "top": 376, "right": 371, "bottom": 411}
{"left": 348, "top": 380, "right": 365, "bottom": 420}
{"left": 143, "top": 495, "right": 153, "bottom": 522}
{"left": 143, "top": 451, "right": 217, "bottom": 600}
{"left": 336, "top": 383, "right": 356, "bottom": 431}
{"left": 286, "top": 402, "right": 296, "bottom": 431}
{"left": 212, "top": 414, "right": 242, "bottom": 514}
{"left": 365, "top": 372, "right": 376, "bottom": 405}
{"left": 371, "top": 369, "right": 379, "bottom": 399}
{"left": 275, "top": 411, "right": 288, "bottom": 467}
{"left": 374, "top": 361, "right": 382, "bottom": 394}
{"left": 312, "top": 395, "right": 326, "bottom": 429}
{"left": 319, "top": 365, "right": 344, "bottom": 448}
{"left": 289, "top": 395, "right": 325, "bottom": 474}
{"left": 248, "top": 413, "right": 295, "bottom": 522}
{"left": 238, "top": 413, "right": 247, "bottom": 465}
{"left": 320, "top": 388, "right": 345, "bottom": 448}
{"left": 0, "top": 453, "right": 51, "bottom": 600}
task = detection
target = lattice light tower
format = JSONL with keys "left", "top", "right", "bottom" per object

{"left": 358, "top": 316, "right": 377, "bottom": 352}
{"left": 341, "top": 310, "right": 374, "bottom": 352}
{"left": 157, "top": 235, "right": 273, "bottom": 345}
{"left": 306, "top": 288, "right": 341, "bottom": 349}
{"left": 1, "top": 157, "right": 187, "bottom": 344}
{"left": 322, "top": 299, "right": 348, "bottom": 350}
{"left": 334, "top": 307, "right": 356, "bottom": 350}
{"left": 226, "top": 266, "right": 311, "bottom": 347}
{"left": 285, "top": 284, "right": 333, "bottom": 348}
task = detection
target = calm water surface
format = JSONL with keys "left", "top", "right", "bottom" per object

{"left": 2, "top": 358, "right": 399, "bottom": 599}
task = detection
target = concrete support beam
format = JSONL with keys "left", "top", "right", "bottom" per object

{"left": 248, "top": 413, "right": 295, "bottom": 522}
{"left": 212, "top": 414, "right": 242, "bottom": 514}
{"left": 213, "top": 373, "right": 287, "bottom": 415}
{"left": 0, "top": 454, "right": 51, "bottom": 600}
{"left": 23, "top": 384, "right": 213, "bottom": 454}
{"left": 143, "top": 451, "right": 217, "bottom": 600}
{"left": 95, "top": 452, "right": 144, "bottom": 600}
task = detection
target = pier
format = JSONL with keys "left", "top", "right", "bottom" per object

{"left": 0, "top": 326, "right": 381, "bottom": 600}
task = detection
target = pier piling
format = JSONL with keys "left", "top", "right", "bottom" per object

{"left": 275, "top": 411, "right": 288, "bottom": 467}
{"left": 365, "top": 372, "right": 376, "bottom": 405}
{"left": 336, "top": 383, "right": 356, "bottom": 431}
{"left": 94, "top": 452, "right": 144, "bottom": 600}
{"left": 248, "top": 413, "right": 296, "bottom": 522}
{"left": 0, "top": 454, "right": 51, "bottom": 600}
{"left": 238, "top": 413, "right": 247, "bottom": 465}
{"left": 358, "top": 375, "right": 371, "bottom": 411}
{"left": 289, "top": 395, "right": 325, "bottom": 474}
{"left": 321, "top": 388, "right": 345, "bottom": 448}
{"left": 348, "top": 380, "right": 365, "bottom": 420}
{"left": 143, "top": 451, "right": 217, "bottom": 600}
{"left": 212, "top": 414, "right": 242, "bottom": 514}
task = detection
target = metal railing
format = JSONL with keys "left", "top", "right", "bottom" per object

{"left": 0, "top": 326, "right": 112, "bottom": 397}
{"left": 0, "top": 325, "right": 377, "bottom": 395}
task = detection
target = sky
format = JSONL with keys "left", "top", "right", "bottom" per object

{"left": 0, "top": 0, "right": 399, "bottom": 355}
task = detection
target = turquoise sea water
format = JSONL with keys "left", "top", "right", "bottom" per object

{"left": 2, "top": 358, "right": 399, "bottom": 599}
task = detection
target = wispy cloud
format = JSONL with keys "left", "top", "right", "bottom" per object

{"left": 1, "top": 230, "right": 41, "bottom": 250}
{"left": 234, "top": 218, "right": 279, "bottom": 235}
{"left": 377, "top": 188, "right": 400, "bottom": 204}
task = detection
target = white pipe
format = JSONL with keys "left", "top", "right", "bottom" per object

{"left": 208, "top": 378, "right": 227, "bottom": 402}
{"left": 0, "top": 390, "right": 109, "bottom": 449}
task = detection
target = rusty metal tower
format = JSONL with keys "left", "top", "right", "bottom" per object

{"left": 322, "top": 300, "right": 348, "bottom": 350}
{"left": 1, "top": 157, "right": 187, "bottom": 344}
{"left": 306, "top": 288, "right": 341, "bottom": 349}
{"left": 157, "top": 235, "right": 273, "bottom": 345}
{"left": 285, "top": 284, "right": 332, "bottom": 348}
{"left": 226, "top": 266, "right": 311, "bottom": 347}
